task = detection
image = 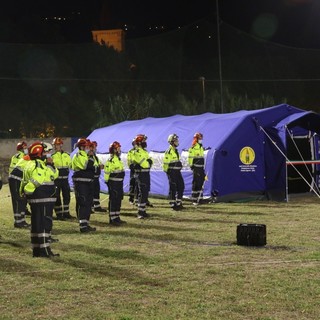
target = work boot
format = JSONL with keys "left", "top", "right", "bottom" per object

{"left": 80, "top": 225, "right": 97, "bottom": 233}
{"left": 110, "top": 218, "right": 127, "bottom": 226}
{"left": 32, "top": 248, "right": 40, "bottom": 257}
{"left": 47, "top": 248, "right": 60, "bottom": 257}
{"left": 63, "top": 212, "right": 74, "bottom": 219}
{"left": 172, "top": 204, "right": 183, "bottom": 211}
{"left": 55, "top": 214, "right": 66, "bottom": 221}
{"left": 137, "top": 212, "right": 150, "bottom": 219}
{"left": 14, "top": 221, "right": 31, "bottom": 228}
{"left": 146, "top": 201, "right": 154, "bottom": 208}
{"left": 95, "top": 207, "right": 107, "bottom": 213}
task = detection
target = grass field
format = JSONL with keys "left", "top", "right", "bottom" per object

{"left": 1, "top": 183, "right": 320, "bottom": 320}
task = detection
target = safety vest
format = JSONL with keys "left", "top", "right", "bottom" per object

{"left": 9, "top": 151, "right": 25, "bottom": 173}
{"left": 52, "top": 150, "right": 71, "bottom": 179}
{"left": 21, "top": 159, "right": 58, "bottom": 198}
{"left": 92, "top": 153, "right": 102, "bottom": 178}
{"left": 188, "top": 143, "right": 204, "bottom": 168}
{"left": 71, "top": 150, "right": 95, "bottom": 182}
{"left": 9, "top": 156, "right": 30, "bottom": 181}
{"left": 163, "top": 145, "right": 182, "bottom": 172}
{"left": 132, "top": 147, "right": 152, "bottom": 172}
{"left": 104, "top": 155, "right": 125, "bottom": 182}
{"left": 127, "top": 147, "right": 135, "bottom": 167}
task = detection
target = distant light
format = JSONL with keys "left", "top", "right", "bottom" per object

{"left": 208, "top": 35, "right": 212, "bottom": 39}
{"left": 196, "top": 25, "right": 199, "bottom": 29}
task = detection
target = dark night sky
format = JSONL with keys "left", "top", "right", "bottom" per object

{"left": 1, "top": 0, "right": 320, "bottom": 48}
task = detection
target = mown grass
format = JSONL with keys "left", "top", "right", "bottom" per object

{"left": 0, "top": 184, "right": 320, "bottom": 320}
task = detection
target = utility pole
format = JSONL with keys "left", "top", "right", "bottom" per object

{"left": 216, "top": 0, "right": 224, "bottom": 113}
{"left": 199, "top": 76, "right": 206, "bottom": 109}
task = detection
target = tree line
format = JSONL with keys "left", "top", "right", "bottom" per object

{"left": 1, "top": 21, "right": 318, "bottom": 138}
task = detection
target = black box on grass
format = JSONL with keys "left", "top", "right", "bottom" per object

{"left": 237, "top": 223, "right": 266, "bottom": 246}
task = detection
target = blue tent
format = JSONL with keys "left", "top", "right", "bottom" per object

{"left": 76, "top": 104, "right": 320, "bottom": 201}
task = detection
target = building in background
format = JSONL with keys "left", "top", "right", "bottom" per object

{"left": 91, "top": 29, "right": 125, "bottom": 52}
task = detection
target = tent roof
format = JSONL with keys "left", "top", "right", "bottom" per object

{"left": 87, "top": 104, "right": 311, "bottom": 153}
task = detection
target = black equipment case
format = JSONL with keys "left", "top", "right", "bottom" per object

{"left": 237, "top": 223, "right": 266, "bottom": 246}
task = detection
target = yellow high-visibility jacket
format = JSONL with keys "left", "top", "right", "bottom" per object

{"left": 188, "top": 143, "right": 204, "bottom": 168}
{"left": 104, "top": 155, "right": 125, "bottom": 182}
{"left": 163, "top": 145, "right": 182, "bottom": 173}
{"left": 21, "top": 159, "right": 58, "bottom": 196}
{"left": 9, "top": 151, "right": 25, "bottom": 173}
{"left": 52, "top": 150, "right": 71, "bottom": 179}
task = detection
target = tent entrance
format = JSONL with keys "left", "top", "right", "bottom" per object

{"left": 286, "top": 137, "right": 313, "bottom": 194}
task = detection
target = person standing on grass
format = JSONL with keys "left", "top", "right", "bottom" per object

{"left": 188, "top": 132, "right": 206, "bottom": 205}
{"left": 42, "top": 142, "right": 59, "bottom": 244}
{"left": 51, "top": 137, "right": 73, "bottom": 220}
{"left": 127, "top": 138, "right": 137, "bottom": 205}
{"left": 71, "top": 138, "right": 96, "bottom": 233}
{"left": 8, "top": 141, "right": 31, "bottom": 228}
{"left": 163, "top": 133, "right": 185, "bottom": 211}
{"left": 90, "top": 141, "right": 107, "bottom": 213}
{"left": 104, "top": 141, "right": 126, "bottom": 225}
{"left": 131, "top": 134, "right": 153, "bottom": 219}
{"left": 21, "top": 142, "right": 59, "bottom": 258}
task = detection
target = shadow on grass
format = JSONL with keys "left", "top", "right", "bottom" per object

{"left": 0, "top": 239, "right": 25, "bottom": 248}
{"left": 47, "top": 244, "right": 167, "bottom": 287}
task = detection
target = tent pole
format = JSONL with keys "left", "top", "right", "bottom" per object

{"left": 285, "top": 160, "right": 288, "bottom": 202}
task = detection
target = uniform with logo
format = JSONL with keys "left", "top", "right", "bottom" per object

{"left": 90, "top": 141, "right": 107, "bottom": 212}
{"left": 163, "top": 134, "right": 185, "bottom": 210}
{"left": 132, "top": 135, "right": 152, "bottom": 219}
{"left": 52, "top": 145, "right": 72, "bottom": 219}
{"left": 104, "top": 141, "right": 126, "bottom": 225}
{"left": 21, "top": 142, "right": 59, "bottom": 257}
{"left": 188, "top": 139, "right": 205, "bottom": 204}
{"left": 8, "top": 142, "right": 30, "bottom": 228}
{"left": 127, "top": 144, "right": 137, "bottom": 204}
{"left": 71, "top": 138, "right": 96, "bottom": 233}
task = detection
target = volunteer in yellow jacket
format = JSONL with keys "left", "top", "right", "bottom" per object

{"left": 163, "top": 134, "right": 185, "bottom": 210}
{"left": 104, "top": 141, "right": 126, "bottom": 225}
{"left": 132, "top": 134, "right": 152, "bottom": 219}
{"left": 8, "top": 141, "right": 31, "bottom": 228}
{"left": 188, "top": 132, "right": 206, "bottom": 204}
{"left": 127, "top": 139, "right": 137, "bottom": 205}
{"left": 52, "top": 137, "right": 73, "bottom": 220}
{"left": 21, "top": 142, "right": 59, "bottom": 258}
{"left": 71, "top": 138, "right": 96, "bottom": 233}
{"left": 90, "top": 141, "right": 107, "bottom": 213}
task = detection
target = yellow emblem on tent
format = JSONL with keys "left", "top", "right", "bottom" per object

{"left": 240, "top": 147, "right": 255, "bottom": 165}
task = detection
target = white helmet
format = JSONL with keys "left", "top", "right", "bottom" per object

{"left": 168, "top": 133, "right": 179, "bottom": 145}
{"left": 42, "top": 142, "right": 53, "bottom": 152}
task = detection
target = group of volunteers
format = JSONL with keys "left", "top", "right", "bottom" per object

{"left": 5, "top": 132, "right": 205, "bottom": 258}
